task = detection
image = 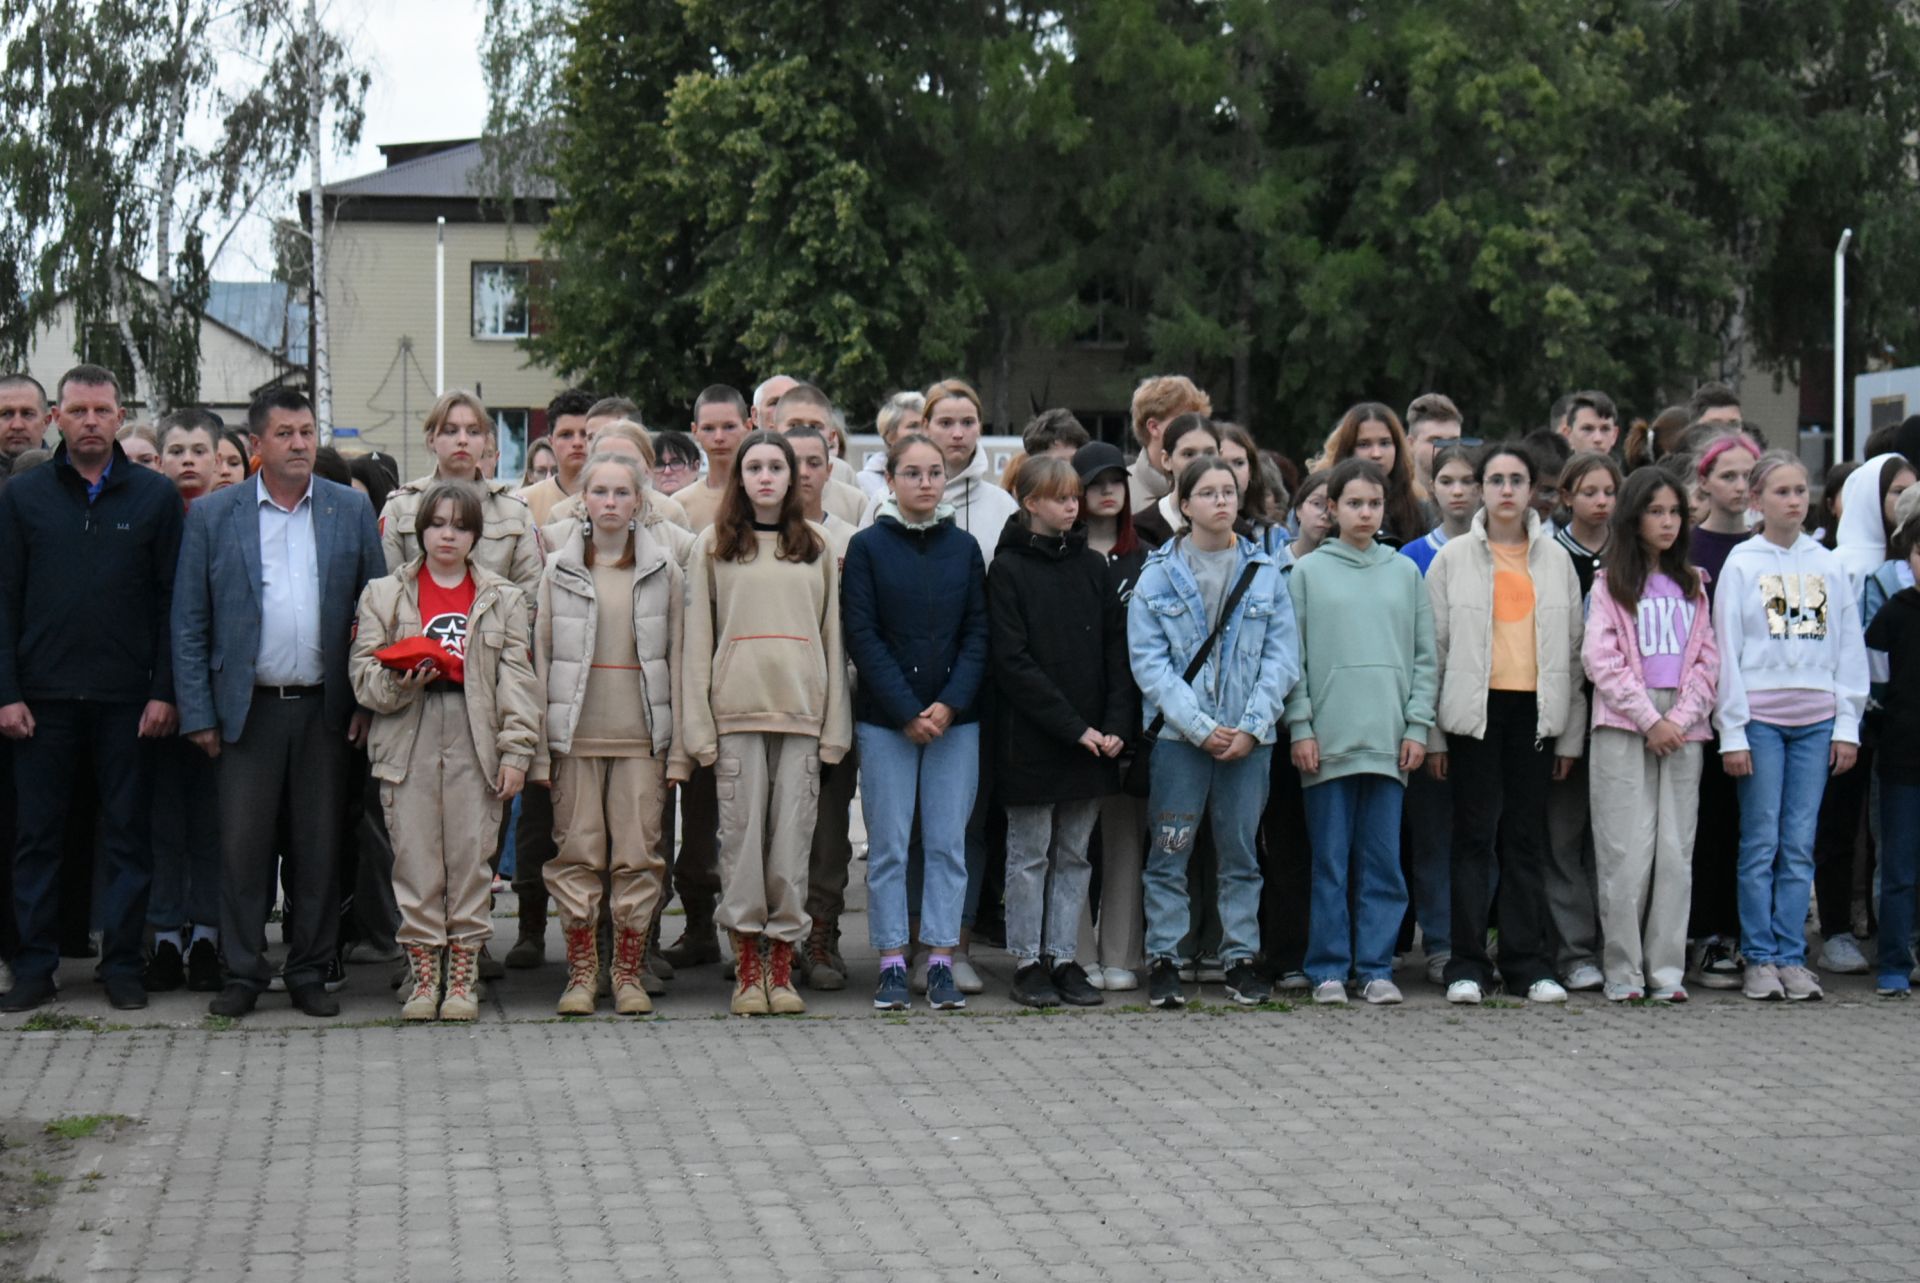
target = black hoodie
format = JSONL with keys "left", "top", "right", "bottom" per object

{"left": 986, "top": 514, "right": 1132, "bottom": 804}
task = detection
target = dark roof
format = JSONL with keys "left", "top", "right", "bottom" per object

{"left": 324, "top": 138, "right": 557, "bottom": 202}
{"left": 204, "top": 281, "right": 309, "bottom": 365}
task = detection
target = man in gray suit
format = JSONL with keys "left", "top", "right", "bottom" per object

{"left": 171, "top": 389, "right": 385, "bottom": 1017}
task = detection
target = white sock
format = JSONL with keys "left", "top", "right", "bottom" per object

{"left": 189, "top": 925, "right": 219, "bottom": 947}
{"left": 154, "top": 930, "right": 185, "bottom": 952}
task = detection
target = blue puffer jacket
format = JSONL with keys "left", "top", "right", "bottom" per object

{"left": 841, "top": 511, "right": 989, "bottom": 729}
{"left": 1127, "top": 534, "right": 1300, "bottom": 746}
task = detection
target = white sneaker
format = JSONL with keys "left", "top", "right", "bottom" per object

{"left": 1197, "top": 956, "right": 1226, "bottom": 983}
{"left": 1603, "top": 981, "right": 1644, "bottom": 1002}
{"left": 1563, "top": 963, "right": 1604, "bottom": 992}
{"left": 909, "top": 950, "right": 930, "bottom": 994}
{"left": 1361, "top": 978, "right": 1403, "bottom": 1005}
{"left": 1101, "top": 966, "right": 1139, "bottom": 992}
{"left": 1311, "top": 979, "right": 1348, "bottom": 1005}
{"left": 1083, "top": 965, "right": 1108, "bottom": 991}
{"left": 1447, "top": 979, "right": 1483, "bottom": 1005}
{"left": 949, "top": 951, "right": 984, "bottom": 994}
{"left": 1527, "top": 978, "right": 1569, "bottom": 1004}
{"left": 1277, "top": 970, "right": 1310, "bottom": 992}
{"left": 1424, "top": 952, "right": 1450, "bottom": 986}
{"left": 1817, "top": 933, "right": 1869, "bottom": 975}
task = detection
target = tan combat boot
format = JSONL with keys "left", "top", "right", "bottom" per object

{"left": 730, "top": 932, "right": 769, "bottom": 1016}
{"left": 400, "top": 945, "right": 443, "bottom": 1021}
{"left": 557, "top": 922, "right": 598, "bottom": 1016}
{"left": 610, "top": 927, "right": 653, "bottom": 1016}
{"left": 440, "top": 944, "right": 480, "bottom": 1022}
{"left": 765, "top": 938, "right": 807, "bottom": 1015}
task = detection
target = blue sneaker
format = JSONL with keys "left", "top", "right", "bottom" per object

{"left": 874, "top": 963, "right": 910, "bottom": 1010}
{"left": 925, "top": 961, "right": 967, "bottom": 1010}
{"left": 1876, "top": 975, "right": 1911, "bottom": 998}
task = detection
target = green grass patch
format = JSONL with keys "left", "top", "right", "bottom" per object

{"left": 19, "top": 1011, "right": 105, "bottom": 1033}
{"left": 44, "top": 1114, "right": 129, "bottom": 1142}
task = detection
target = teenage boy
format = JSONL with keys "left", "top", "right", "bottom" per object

{"left": 1552, "top": 390, "right": 1619, "bottom": 456}
{"left": 675, "top": 384, "right": 751, "bottom": 532}
{"left": 1126, "top": 375, "right": 1212, "bottom": 513}
{"left": 515, "top": 388, "right": 597, "bottom": 525}
{"left": 771, "top": 384, "right": 867, "bottom": 525}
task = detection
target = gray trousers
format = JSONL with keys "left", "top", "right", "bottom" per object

{"left": 1004, "top": 798, "right": 1101, "bottom": 964}
{"left": 1545, "top": 756, "right": 1602, "bottom": 975}
{"left": 217, "top": 692, "right": 348, "bottom": 992}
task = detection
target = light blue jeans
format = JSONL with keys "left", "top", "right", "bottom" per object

{"left": 1733, "top": 718, "right": 1833, "bottom": 967}
{"left": 857, "top": 721, "right": 979, "bottom": 952}
{"left": 1003, "top": 799, "right": 1101, "bottom": 963}
{"left": 1303, "top": 774, "right": 1408, "bottom": 985}
{"left": 1143, "top": 738, "right": 1272, "bottom": 965}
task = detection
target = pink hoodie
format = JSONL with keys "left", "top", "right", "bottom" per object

{"left": 1581, "top": 569, "right": 1720, "bottom": 740}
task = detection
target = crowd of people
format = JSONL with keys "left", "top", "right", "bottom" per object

{"left": 1, "top": 361, "right": 1916, "bottom": 1021}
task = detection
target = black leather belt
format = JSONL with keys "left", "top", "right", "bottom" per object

{"left": 256, "top": 684, "right": 324, "bottom": 699}
{"left": 425, "top": 679, "right": 462, "bottom": 696}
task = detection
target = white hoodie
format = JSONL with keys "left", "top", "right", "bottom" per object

{"left": 859, "top": 444, "right": 1018, "bottom": 567}
{"left": 1834, "top": 454, "right": 1905, "bottom": 592}
{"left": 1712, "top": 531, "right": 1869, "bottom": 751}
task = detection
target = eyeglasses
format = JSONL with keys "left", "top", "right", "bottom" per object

{"left": 896, "top": 468, "right": 946, "bottom": 484}
{"left": 656, "top": 459, "right": 693, "bottom": 473}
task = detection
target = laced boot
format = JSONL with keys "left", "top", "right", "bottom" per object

{"left": 802, "top": 920, "right": 845, "bottom": 991}
{"left": 766, "top": 938, "right": 807, "bottom": 1014}
{"left": 400, "top": 945, "right": 443, "bottom": 1021}
{"left": 557, "top": 922, "right": 598, "bottom": 1016}
{"left": 730, "top": 932, "right": 770, "bottom": 1015}
{"left": 505, "top": 892, "right": 546, "bottom": 968}
{"left": 440, "top": 944, "right": 481, "bottom": 1021}
{"left": 610, "top": 927, "right": 653, "bottom": 1016}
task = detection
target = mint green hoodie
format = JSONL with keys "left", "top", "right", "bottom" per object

{"left": 1282, "top": 537, "right": 1438, "bottom": 784}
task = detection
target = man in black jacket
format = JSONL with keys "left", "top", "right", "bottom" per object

{"left": 0, "top": 364, "right": 183, "bottom": 1012}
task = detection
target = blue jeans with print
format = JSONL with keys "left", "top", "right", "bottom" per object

{"left": 1733, "top": 718, "right": 1833, "bottom": 967}
{"left": 1303, "top": 774, "right": 1408, "bottom": 985}
{"left": 1143, "top": 738, "right": 1272, "bottom": 964}
{"left": 857, "top": 722, "right": 979, "bottom": 953}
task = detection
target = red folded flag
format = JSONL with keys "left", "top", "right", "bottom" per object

{"left": 373, "top": 636, "right": 463, "bottom": 684}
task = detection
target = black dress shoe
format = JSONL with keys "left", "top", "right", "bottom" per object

{"left": 105, "top": 975, "right": 148, "bottom": 1010}
{"left": 208, "top": 983, "right": 258, "bottom": 1017}
{"left": 144, "top": 940, "right": 185, "bottom": 992}
{"left": 185, "top": 939, "right": 223, "bottom": 992}
{"left": 0, "top": 973, "right": 57, "bottom": 1012}
{"left": 1051, "top": 960, "right": 1105, "bottom": 1007}
{"left": 289, "top": 983, "right": 340, "bottom": 1017}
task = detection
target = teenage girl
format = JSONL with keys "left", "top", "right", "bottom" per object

{"left": 679, "top": 430, "right": 851, "bottom": 1016}
{"left": 1543, "top": 451, "right": 1621, "bottom": 993}
{"left": 989, "top": 457, "right": 1130, "bottom": 1008}
{"left": 1686, "top": 431, "right": 1761, "bottom": 989}
{"left": 1134, "top": 414, "right": 1222, "bottom": 548}
{"left": 1318, "top": 402, "right": 1425, "bottom": 546}
{"left": 534, "top": 452, "right": 687, "bottom": 1016}
{"left": 1714, "top": 451, "right": 1868, "bottom": 1002}
{"left": 1426, "top": 443, "right": 1586, "bottom": 1005}
{"left": 1582, "top": 469, "right": 1719, "bottom": 1001}
{"left": 1129, "top": 456, "right": 1300, "bottom": 1009}
{"left": 841, "top": 433, "right": 990, "bottom": 1011}
{"left": 1401, "top": 444, "right": 1477, "bottom": 577}
{"left": 350, "top": 481, "right": 540, "bottom": 1022}
{"left": 1285, "top": 459, "right": 1436, "bottom": 1006}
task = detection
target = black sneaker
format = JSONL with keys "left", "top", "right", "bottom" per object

{"left": 1148, "top": 958, "right": 1186, "bottom": 1009}
{"left": 1224, "top": 960, "right": 1272, "bottom": 1006}
{"left": 207, "top": 983, "right": 258, "bottom": 1018}
{"left": 1010, "top": 961, "right": 1059, "bottom": 1008}
{"left": 1051, "top": 960, "right": 1104, "bottom": 1007}
{"left": 104, "top": 974, "right": 148, "bottom": 1010}
{"left": 1696, "top": 937, "right": 1743, "bottom": 989}
{"left": 323, "top": 954, "right": 347, "bottom": 993}
{"left": 144, "top": 939, "right": 185, "bottom": 992}
{"left": 186, "top": 939, "right": 222, "bottom": 992}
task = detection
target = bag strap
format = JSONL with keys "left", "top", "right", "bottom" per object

{"left": 1141, "top": 559, "right": 1262, "bottom": 740}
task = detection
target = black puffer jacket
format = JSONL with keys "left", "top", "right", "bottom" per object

{"left": 987, "top": 516, "right": 1132, "bottom": 804}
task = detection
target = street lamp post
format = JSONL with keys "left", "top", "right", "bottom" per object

{"left": 1834, "top": 227, "right": 1852, "bottom": 465}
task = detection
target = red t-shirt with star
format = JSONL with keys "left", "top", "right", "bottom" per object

{"left": 416, "top": 571, "right": 475, "bottom": 684}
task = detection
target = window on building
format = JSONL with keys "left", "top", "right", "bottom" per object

{"left": 472, "top": 263, "right": 531, "bottom": 340}
{"left": 493, "top": 407, "right": 530, "bottom": 481}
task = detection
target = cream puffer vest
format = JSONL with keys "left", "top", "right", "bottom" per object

{"left": 1425, "top": 508, "right": 1587, "bottom": 757}
{"left": 536, "top": 522, "right": 680, "bottom": 762}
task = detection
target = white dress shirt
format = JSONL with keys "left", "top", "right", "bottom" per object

{"left": 254, "top": 475, "right": 324, "bottom": 686}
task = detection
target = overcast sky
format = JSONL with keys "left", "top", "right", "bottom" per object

{"left": 212, "top": 0, "right": 489, "bottom": 281}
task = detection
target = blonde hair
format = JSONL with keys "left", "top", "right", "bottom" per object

{"left": 1012, "top": 455, "right": 1081, "bottom": 512}
{"left": 423, "top": 389, "right": 494, "bottom": 441}
{"left": 875, "top": 391, "right": 925, "bottom": 442}
{"left": 588, "top": 418, "right": 657, "bottom": 468}
{"left": 1129, "top": 375, "right": 1212, "bottom": 448}
{"left": 920, "top": 378, "right": 984, "bottom": 422}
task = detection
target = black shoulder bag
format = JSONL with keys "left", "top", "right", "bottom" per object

{"left": 1122, "top": 561, "right": 1261, "bottom": 799}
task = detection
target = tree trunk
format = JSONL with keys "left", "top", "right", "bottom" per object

{"left": 111, "top": 268, "right": 153, "bottom": 410}
{"left": 149, "top": 3, "right": 190, "bottom": 417}
{"left": 993, "top": 311, "right": 1012, "bottom": 434}
{"left": 306, "top": 0, "right": 335, "bottom": 443}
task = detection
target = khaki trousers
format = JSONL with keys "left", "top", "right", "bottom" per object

{"left": 1078, "top": 793, "right": 1147, "bottom": 971}
{"left": 715, "top": 732, "right": 818, "bottom": 944}
{"left": 382, "top": 690, "right": 499, "bottom": 950}
{"left": 1590, "top": 689, "right": 1703, "bottom": 992}
{"left": 546, "top": 754, "right": 667, "bottom": 934}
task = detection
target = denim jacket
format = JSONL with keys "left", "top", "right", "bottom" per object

{"left": 1127, "top": 535, "right": 1300, "bottom": 747}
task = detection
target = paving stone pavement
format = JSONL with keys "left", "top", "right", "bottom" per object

{"left": 6, "top": 910, "right": 1920, "bottom": 1283}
